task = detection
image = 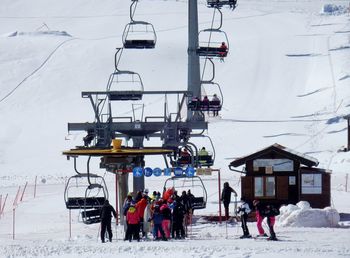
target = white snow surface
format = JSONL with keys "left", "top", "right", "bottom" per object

{"left": 0, "top": 0, "right": 350, "bottom": 257}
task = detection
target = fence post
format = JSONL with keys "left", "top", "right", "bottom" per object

{"left": 20, "top": 182, "right": 28, "bottom": 202}
{"left": 13, "top": 187, "right": 21, "bottom": 207}
{"left": 34, "top": 176, "right": 37, "bottom": 198}
{"left": 1, "top": 194, "right": 8, "bottom": 216}
{"left": 69, "top": 209, "right": 72, "bottom": 240}
{"left": 13, "top": 208, "right": 15, "bottom": 240}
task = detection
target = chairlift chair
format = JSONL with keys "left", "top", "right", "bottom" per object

{"left": 197, "top": 29, "right": 229, "bottom": 58}
{"left": 170, "top": 145, "right": 195, "bottom": 167}
{"left": 122, "top": 21, "right": 157, "bottom": 49}
{"left": 191, "top": 81, "right": 224, "bottom": 113}
{"left": 164, "top": 175, "right": 207, "bottom": 210}
{"left": 106, "top": 70, "right": 144, "bottom": 101}
{"left": 193, "top": 136, "right": 216, "bottom": 168}
{"left": 64, "top": 173, "right": 109, "bottom": 224}
{"left": 196, "top": 149, "right": 214, "bottom": 167}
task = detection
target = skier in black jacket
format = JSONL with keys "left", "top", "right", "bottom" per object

{"left": 172, "top": 201, "right": 186, "bottom": 239}
{"left": 100, "top": 200, "right": 117, "bottom": 243}
{"left": 221, "top": 182, "right": 238, "bottom": 219}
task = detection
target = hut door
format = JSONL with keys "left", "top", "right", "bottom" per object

{"left": 276, "top": 176, "right": 288, "bottom": 201}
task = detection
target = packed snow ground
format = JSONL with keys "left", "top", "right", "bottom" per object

{"left": 0, "top": 0, "right": 350, "bottom": 257}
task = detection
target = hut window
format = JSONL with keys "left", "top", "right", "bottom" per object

{"left": 254, "top": 176, "right": 275, "bottom": 197}
{"left": 301, "top": 174, "right": 322, "bottom": 194}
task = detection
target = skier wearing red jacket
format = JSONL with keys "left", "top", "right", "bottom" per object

{"left": 126, "top": 204, "right": 140, "bottom": 241}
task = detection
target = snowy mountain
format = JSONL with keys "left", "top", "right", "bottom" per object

{"left": 0, "top": 0, "right": 350, "bottom": 257}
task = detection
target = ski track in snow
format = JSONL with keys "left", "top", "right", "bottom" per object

{"left": 296, "top": 87, "right": 332, "bottom": 97}
{"left": 339, "top": 74, "right": 350, "bottom": 81}
{"left": 327, "top": 127, "right": 347, "bottom": 134}
{"left": 285, "top": 53, "right": 322, "bottom": 57}
{"left": 263, "top": 133, "right": 309, "bottom": 138}
{"left": 329, "top": 45, "right": 350, "bottom": 51}
{"left": 0, "top": 37, "right": 76, "bottom": 104}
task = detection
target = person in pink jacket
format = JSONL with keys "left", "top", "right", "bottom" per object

{"left": 126, "top": 204, "right": 140, "bottom": 242}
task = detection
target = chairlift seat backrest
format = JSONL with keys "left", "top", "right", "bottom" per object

{"left": 81, "top": 208, "right": 102, "bottom": 224}
{"left": 207, "top": 0, "right": 236, "bottom": 8}
{"left": 66, "top": 197, "right": 106, "bottom": 209}
{"left": 108, "top": 91, "right": 143, "bottom": 101}
{"left": 124, "top": 39, "right": 155, "bottom": 49}
{"left": 197, "top": 155, "right": 214, "bottom": 167}
{"left": 197, "top": 47, "right": 228, "bottom": 57}
{"left": 188, "top": 100, "right": 222, "bottom": 112}
{"left": 191, "top": 197, "right": 206, "bottom": 210}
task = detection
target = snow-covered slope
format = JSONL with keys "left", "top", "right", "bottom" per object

{"left": 0, "top": 0, "right": 350, "bottom": 257}
{"left": 0, "top": 0, "right": 349, "bottom": 179}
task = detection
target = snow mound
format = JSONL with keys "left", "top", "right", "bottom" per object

{"left": 5, "top": 30, "right": 72, "bottom": 37}
{"left": 321, "top": 4, "right": 349, "bottom": 15}
{"left": 277, "top": 201, "right": 340, "bottom": 227}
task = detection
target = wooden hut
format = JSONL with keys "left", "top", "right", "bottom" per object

{"left": 229, "top": 143, "right": 331, "bottom": 208}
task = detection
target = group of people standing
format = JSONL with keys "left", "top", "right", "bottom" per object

{"left": 100, "top": 182, "right": 280, "bottom": 243}
{"left": 121, "top": 188, "right": 194, "bottom": 242}
{"left": 221, "top": 181, "right": 279, "bottom": 241}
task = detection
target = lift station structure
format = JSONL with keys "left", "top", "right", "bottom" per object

{"left": 63, "top": 0, "right": 237, "bottom": 224}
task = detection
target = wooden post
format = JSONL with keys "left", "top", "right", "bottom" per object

{"left": 13, "top": 208, "right": 15, "bottom": 240}
{"left": 20, "top": 182, "right": 28, "bottom": 202}
{"left": 69, "top": 210, "right": 72, "bottom": 240}
{"left": 34, "top": 176, "right": 37, "bottom": 198}
{"left": 218, "top": 169, "right": 222, "bottom": 224}
{"left": 344, "top": 115, "right": 350, "bottom": 151}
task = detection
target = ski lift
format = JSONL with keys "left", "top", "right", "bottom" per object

{"left": 170, "top": 145, "right": 195, "bottom": 167}
{"left": 64, "top": 156, "right": 109, "bottom": 224}
{"left": 169, "top": 137, "right": 215, "bottom": 168}
{"left": 64, "top": 173, "right": 109, "bottom": 224}
{"left": 207, "top": 0, "right": 237, "bottom": 9}
{"left": 122, "top": 0, "right": 157, "bottom": 49}
{"left": 188, "top": 81, "right": 223, "bottom": 113}
{"left": 105, "top": 49, "right": 144, "bottom": 101}
{"left": 164, "top": 175, "right": 207, "bottom": 210}
{"left": 106, "top": 71, "right": 144, "bottom": 101}
{"left": 197, "top": 147, "right": 214, "bottom": 167}
{"left": 197, "top": 29, "right": 229, "bottom": 58}
{"left": 193, "top": 136, "right": 215, "bottom": 168}
{"left": 122, "top": 21, "right": 157, "bottom": 49}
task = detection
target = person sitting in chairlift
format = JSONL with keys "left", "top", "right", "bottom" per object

{"left": 189, "top": 96, "right": 201, "bottom": 110}
{"left": 83, "top": 129, "right": 95, "bottom": 147}
{"left": 219, "top": 42, "right": 228, "bottom": 62}
{"left": 211, "top": 94, "right": 221, "bottom": 117}
{"left": 179, "top": 148, "right": 191, "bottom": 164}
{"left": 202, "top": 96, "right": 210, "bottom": 111}
{"left": 199, "top": 147, "right": 209, "bottom": 157}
